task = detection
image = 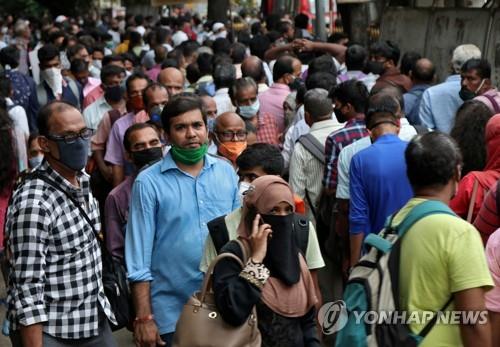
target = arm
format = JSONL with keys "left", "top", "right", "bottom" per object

{"left": 349, "top": 156, "right": 368, "bottom": 266}
{"left": 417, "top": 90, "right": 436, "bottom": 130}
{"left": 20, "top": 324, "right": 43, "bottom": 347}
{"left": 131, "top": 282, "right": 165, "bottom": 347}
{"left": 92, "top": 149, "right": 112, "bottom": 182}
{"left": 454, "top": 287, "right": 491, "bottom": 347}
{"left": 310, "top": 270, "right": 322, "bottom": 310}
{"left": 264, "top": 42, "right": 295, "bottom": 61}
{"left": 111, "top": 165, "right": 125, "bottom": 187}
{"left": 289, "top": 145, "right": 307, "bottom": 200}
{"left": 105, "top": 120, "right": 126, "bottom": 187}
{"left": 297, "top": 40, "right": 347, "bottom": 63}
{"left": 489, "top": 311, "right": 500, "bottom": 346}
{"left": 104, "top": 193, "right": 125, "bottom": 260}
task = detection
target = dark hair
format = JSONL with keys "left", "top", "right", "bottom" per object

{"left": 156, "top": 27, "right": 171, "bottom": 44}
{"left": 249, "top": 35, "right": 271, "bottom": 60}
{"left": 213, "top": 63, "right": 236, "bottom": 90}
{"left": 135, "top": 14, "right": 144, "bottom": 26}
{"left": 100, "top": 64, "right": 125, "bottom": 84}
{"left": 70, "top": 58, "right": 88, "bottom": 75}
{"left": 186, "top": 63, "right": 201, "bottom": 84}
{"left": 37, "top": 100, "right": 78, "bottom": 136}
{"left": 371, "top": 86, "right": 404, "bottom": 114}
{"left": 143, "top": 82, "right": 167, "bottom": 108}
{"left": 125, "top": 72, "right": 150, "bottom": 94}
{"left": 411, "top": 59, "right": 435, "bottom": 83}
{"left": 294, "top": 14, "right": 309, "bottom": 29}
{"left": 251, "top": 22, "right": 263, "bottom": 36}
{"left": 345, "top": 44, "right": 367, "bottom": 71}
{"left": 331, "top": 80, "right": 369, "bottom": 113}
{"left": 37, "top": 44, "right": 60, "bottom": 64}
{"left": 92, "top": 43, "right": 105, "bottom": 55}
{"left": 0, "top": 74, "right": 12, "bottom": 98}
{"left": 450, "top": 100, "right": 493, "bottom": 176}
{"left": 327, "top": 32, "right": 349, "bottom": 44}
{"left": 278, "top": 21, "right": 293, "bottom": 36}
{"left": 231, "top": 42, "right": 246, "bottom": 64}
{"left": 461, "top": 58, "right": 491, "bottom": 79}
{"left": 181, "top": 40, "right": 200, "bottom": 59}
{"left": 273, "top": 55, "right": 294, "bottom": 81}
{"left": 48, "top": 30, "right": 66, "bottom": 45}
{"left": 400, "top": 51, "right": 422, "bottom": 76}
{"left": 166, "top": 48, "right": 183, "bottom": 68}
{"left": 197, "top": 53, "right": 214, "bottom": 76}
{"left": 241, "top": 58, "right": 265, "bottom": 84}
{"left": 161, "top": 58, "right": 180, "bottom": 69}
{"left": 308, "top": 54, "right": 337, "bottom": 76}
{"left": 123, "top": 122, "right": 160, "bottom": 152}
{"left": 236, "top": 143, "right": 284, "bottom": 175}
{"left": 102, "top": 54, "right": 124, "bottom": 66}
{"left": 406, "top": 132, "right": 462, "bottom": 190}
{"left": 0, "top": 103, "right": 16, "bottom": 191}
{"left": 67, "top": 43, "right": 87, "bottom": 61}
{"left": 365, "top": 93, "right": 399, "bottom": 129}
{"left": 305, "top": 72, "right": 337, "bottom": 93}
{"left": 161, "top": 94, "right": 206, "bottom": 133}
{"left": 370, "top": 40, "right": 400, "bottom": 65}
{"left": 213, "top": 38, "right": 231, "bottom": 56}
{"left": 0, "top": 45, "right": 20, "bottom": 69}
{"left": 129, "top": 31, "right": 142, "bottom": 48}
{"left": 154, "top": 45, "right": 167, "bottom": 64}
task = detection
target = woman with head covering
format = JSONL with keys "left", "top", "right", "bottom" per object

{"left": 450, "top": 113, "right": 500, "bottom": 222}
{"left": 212, "top": 175, "right": 320, "bottom": 347}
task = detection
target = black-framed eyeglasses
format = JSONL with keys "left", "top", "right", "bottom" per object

{"left": 47, "top": 128, "right": 94, "bottom": 144}
{"left": 216, "top": 130, "right": 248, "bottom": 141}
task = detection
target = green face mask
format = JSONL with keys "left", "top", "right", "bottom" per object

{"left": 170, "top": 143, "right": 208, "bottom": 165}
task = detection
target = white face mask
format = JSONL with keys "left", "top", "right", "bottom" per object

{"left": 238, "top": 181, "right": 252, "bottom": 201}
{"left": 92, "top": 59, "right": 102, "bottom": 70}
{"left": 41, "top": 67, "right": 63, "bottom": 95}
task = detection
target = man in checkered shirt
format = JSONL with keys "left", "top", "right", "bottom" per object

{"left": 5, "top": 101, "right": 117, "bottom": 347}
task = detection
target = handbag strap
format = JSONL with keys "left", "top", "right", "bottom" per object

{"left": 200, "top": 252, "right": 245, "bottom": 303}
{"left": 466, "top": 179, "right": 479, "bottom": 223}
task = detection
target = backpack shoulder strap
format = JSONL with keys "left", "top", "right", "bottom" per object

{"left": 293, "top": 213, "right": 309, "bottom": 255}
{"left": 482, "top": 93, "right": 500, "bottom": 114}
{"left": 396, "top": 200, "right": 456, "bottom": 238}
{"left": 298, "top": 133, "right": 325, "bottom": 164}
{"left": 413, "top": 125, "right": 429, "bottom": 135}
{"left": 207, "top": 215, "right": 230, "bottom": 255}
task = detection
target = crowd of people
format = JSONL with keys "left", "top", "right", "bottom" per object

{"left": 0, "top": 6, "right": 500, "bottom": 347}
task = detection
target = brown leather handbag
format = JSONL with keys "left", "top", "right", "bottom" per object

{"left": 172, "top": 240, "right": 261, "bottom": 347}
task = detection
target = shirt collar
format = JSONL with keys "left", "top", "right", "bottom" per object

{"left": 160, "top": 150, "right": 216, "bottom": 173}
{"left": 270, "top": 83, "right": 291, "bottom": 91}
{"left": 310, "top": 119, "right": 340, "bottom": 131}
{"left": 373, "top": 133, "right": 400, "bottom": 144}
{"left": 345, "top": 117, "right": 366, "bottom": 127}
{"left": 37, "top": 160, "right": 90, "bottom": 201}
{"left": 446, "top": 74, "right": 461, "bottom": 82}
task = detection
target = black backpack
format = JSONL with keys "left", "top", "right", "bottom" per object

{"left": 208, "top": 213, "right": 310, "bottom": 256}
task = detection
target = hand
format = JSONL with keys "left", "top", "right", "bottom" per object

{"left": 102, "top": 165, "right": 113, "bottom": 183}
{"left": 134, "top": 320, "right": 165, "bottom": 347}
{"left": 249, "top": 214, "right": 273, "bottom": 263}
{"left": 294, "top": 39, "right": 315, "bottom": 52}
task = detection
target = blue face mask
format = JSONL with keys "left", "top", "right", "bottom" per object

{"left": 207, "top": 117, "right": 216, "bottom": 133}
{"left": 53, "top": 137, "right": 90, "bottom": 171}
{"left": 238, "top": 99, "right": 260, "bottom": 119}
{"left": 29, "top": 154, "right": 44, "bottom": 169}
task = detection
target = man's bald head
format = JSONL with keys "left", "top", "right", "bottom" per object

{"left": 411, "top": 58, "right": 435, "bottom": 84}
{"left": 241, "top": 55, "right": 266, "bottom": 84}
{"left": 215, "top": 112, "right": 246, "bottom": 142}
{"left": 158, "top": 67, "right": 185, "bottom": 96}
{"left": 200, "top": 95, "right": 217, "bottom": 119}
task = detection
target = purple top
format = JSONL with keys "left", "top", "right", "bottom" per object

{"left": 258, "top": 83, "right": 291, "bottom": 134}
{"left": 104, "top": 175, "right": 135, "bottom": 259}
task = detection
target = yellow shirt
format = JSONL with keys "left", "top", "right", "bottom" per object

{"left": 391, "top": 198, "right": 493, "bottom": 346}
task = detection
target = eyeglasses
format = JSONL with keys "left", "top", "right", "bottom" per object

{"left": 47, "top": 128, "right": 94, "bottom": 144}
{"left": 216, "top": 130, "right": 248, "bottom": 141}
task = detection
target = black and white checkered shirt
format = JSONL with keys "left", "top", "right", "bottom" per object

{"left": 6, "top": 161, "right": 116, "bottom": 339}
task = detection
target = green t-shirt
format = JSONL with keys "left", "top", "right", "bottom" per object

{"left": 199, "top": 208, "right": 325, "bottom": 273}
{"left": 391, "top": 198, "right": 493, "bottom": 346}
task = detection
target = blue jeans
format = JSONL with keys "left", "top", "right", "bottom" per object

{"left": 159, "top": 332, "right": 174, "bottom": 347}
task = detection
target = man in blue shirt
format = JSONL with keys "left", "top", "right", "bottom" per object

{"left": 418, "top": 44, "right": 481, "bottom": 133}
{"left": 403, "top": 58, "right": 435, "bottom": 125}
{"left": 349, "top": 93, "right": 414, "bottom": 267}
{"left": 125, "top": 94, "right": 240, "bottom": 347}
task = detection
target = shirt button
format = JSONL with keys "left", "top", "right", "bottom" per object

{"left": 199, "top": 200, "right": 203, "bottom": 204}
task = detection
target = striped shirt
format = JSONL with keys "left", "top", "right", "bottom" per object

{"left": 474, "top": 181, "right": 500, "bottom": 244}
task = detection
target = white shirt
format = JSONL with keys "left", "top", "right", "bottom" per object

{"left": 258, "top": 83, "right": 269, "bottom": 94}
{"left": 135, "top": 25, "right": 146, "bottom": 37}
{"left": 289, "top": 119, "right": 344, "bottom": 222}
{"left": 172, "top": 31, "right": 188, "bottom": 47}
{"left": 83, "top": 96, "right": 112, "bottom": 130}
{"left": 213, "top": 88, "right": 236, "bottom": 116}
{"left": 7, "top": 98, "right": 29, "bottom": 171}
{"left": 336, "top": 119, "right": 423, "bottom": 199}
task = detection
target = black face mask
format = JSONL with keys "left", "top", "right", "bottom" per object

{"left": 365, "top": 60, "right": 385, "bottom": 75}
{"left": 288, "top": 77, "right": 304, "bottom": 91}
{"left": 131, "top": 147, "right": 163, "bottom": 169}
{"left": 104, "top": 85, "right": 124, "bottom": 103}
{"left": 261, "top": 213, "right": 300, "bottom": 285}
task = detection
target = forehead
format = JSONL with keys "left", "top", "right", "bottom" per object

{"left": 238, "top": 166, "right": 267, "bottom": 177}
{"left": 146, "top": 87, "right": 168, "bottom": 102}
{"left": 129, "top": 78, "right": 149, "bottom": 91}
{"left": 237, "top": 86, "right": 257, "bottom": 98}
{"left": 160, "top": 70, "right": 184, "bottom": 84}
{"left": 201, "top": 97, "right": 216, "bottom": 109}
{"left": 217, "top": 114, "right": 245, "bottom": 129}
{"left": 129, "top": 127, "right": 159, "bottom": 144}
{"left": 170, "top": 108, "right": 204, "bottom": 126}
{"left": 47, "top": 107, "right": 85, "bottom": 133}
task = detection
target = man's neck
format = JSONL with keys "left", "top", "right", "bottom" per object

{"left": 347, "top": 113, "right": 364, "bottom": 122}
{"left": 46, "top": 157, "right": 80, "bottom": 187}
{"left": 175, "top": 159, "right": 204, "bottom": 177}
{"left": 414, "top": 187, "right": 453, "bottom": 206}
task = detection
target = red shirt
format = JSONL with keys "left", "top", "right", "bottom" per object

{"left": 474, "top": 181, "right": 500, "bottom": 245}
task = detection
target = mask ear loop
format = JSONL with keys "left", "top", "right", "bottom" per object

{"left": 475, "top": 79, "right": 486, "bottom": 94}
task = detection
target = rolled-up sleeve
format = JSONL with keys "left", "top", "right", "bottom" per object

{"left": 349, "top": 156, "right": 369, "bottom": 235}
{"left": 125, "top": 178, "right": 156, "bottom": 282}
{"left": 7, "top": 201, "right": 49, "bottom": 326}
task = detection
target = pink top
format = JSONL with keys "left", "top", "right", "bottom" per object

{"left": 485, "top": 228, "right": 500, "bottom": 312}
{"left": 83, "top": 85, "right": 104, "bottom": 110}
{"left": 258, "top": 83, "right": 291, "bottom": 134}
{"left": 147, "top": 65, "right": 162, "bottom": 82}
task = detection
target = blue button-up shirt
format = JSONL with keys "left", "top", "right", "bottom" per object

{"left": 349, "top": 134, "right": 413, "bottom": 236}
{"left": 125, "top": 153, "right": 240, "bottom": 334}
{"left": 418, "top": 75, "right": 463, "bottom": 134}
{"left": 403, "top": 84, "right": 430, "bottom": 126}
